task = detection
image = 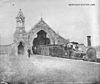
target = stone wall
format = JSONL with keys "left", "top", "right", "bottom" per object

{"left": 0, "top": 44, "right": 13, "bottom": 55}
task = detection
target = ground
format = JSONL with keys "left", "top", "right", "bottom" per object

{"left": 0, "top": 54, "right": 100, "bottom": 84}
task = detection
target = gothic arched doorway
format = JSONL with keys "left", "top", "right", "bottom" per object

{"left": 32, "top": 30, "right": 50, "bottom": 54}
{"left": 18, "top": 42, "right": 24, "bottom": 55}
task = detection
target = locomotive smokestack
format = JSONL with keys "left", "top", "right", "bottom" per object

{"left": 87, "top": 36, "right": 91, "bottom": 46}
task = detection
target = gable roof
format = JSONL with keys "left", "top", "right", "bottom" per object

{"left": 29, "top": 18, "right": 69, "bottom": 45}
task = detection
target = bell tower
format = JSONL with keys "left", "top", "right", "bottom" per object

{"left": 14, "top": 9, "right": 29, "bottom": 55}
{"left": 14, "top": 9, "right": 27, "bottom": 43}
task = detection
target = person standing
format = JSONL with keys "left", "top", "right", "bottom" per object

{"left": 27, "top": 49, "right": 31, "bottom": 58}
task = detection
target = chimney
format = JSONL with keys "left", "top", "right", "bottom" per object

{"left": 87, "top": 36, "right": 91, "bottom": 46}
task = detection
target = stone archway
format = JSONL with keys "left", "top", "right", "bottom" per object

{"left": 18, "top": 42, "right": 24, "bottom": 55}
{"left": 29, "top": 26, "right": 55, "bottom": 48}
{"left": 32, "top": 30, "right": 50, "bottom": 54}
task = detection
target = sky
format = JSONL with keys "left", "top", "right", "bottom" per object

{"left": 0, "top": 0, "right": 99, "bottom": 46}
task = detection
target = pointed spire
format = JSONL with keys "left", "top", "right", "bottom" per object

{"left": 16, "top": 9, "right": 25, "bottom": 19}
{"left": 16, "top": 9, "right": 25, "bottom": 27}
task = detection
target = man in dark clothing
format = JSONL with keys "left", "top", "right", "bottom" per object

{"left": 27, "top": 49, "right": 31, "bottom": 58}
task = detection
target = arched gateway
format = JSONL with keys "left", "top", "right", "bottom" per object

{"left": 33, "top": 30, "right": 50, "bottom": 46}
{"left": 18, "top": 42, "right": 24, "bottom": 55}
{"left": 32, "top": 30, "right": 50, "bottom": 54}
{"left": 28, "top": 18, "right": 69, "bottom": 54}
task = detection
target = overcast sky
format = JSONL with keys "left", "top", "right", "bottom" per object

{"left": 0, "top": 0, "right": 99, "bottom": 46}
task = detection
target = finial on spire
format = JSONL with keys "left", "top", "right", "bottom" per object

{"left": 40, "top": 17, "right": 43, "bottom": 21}
{"left": 39, "top": 17, "right": 45, "bottom": 24}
